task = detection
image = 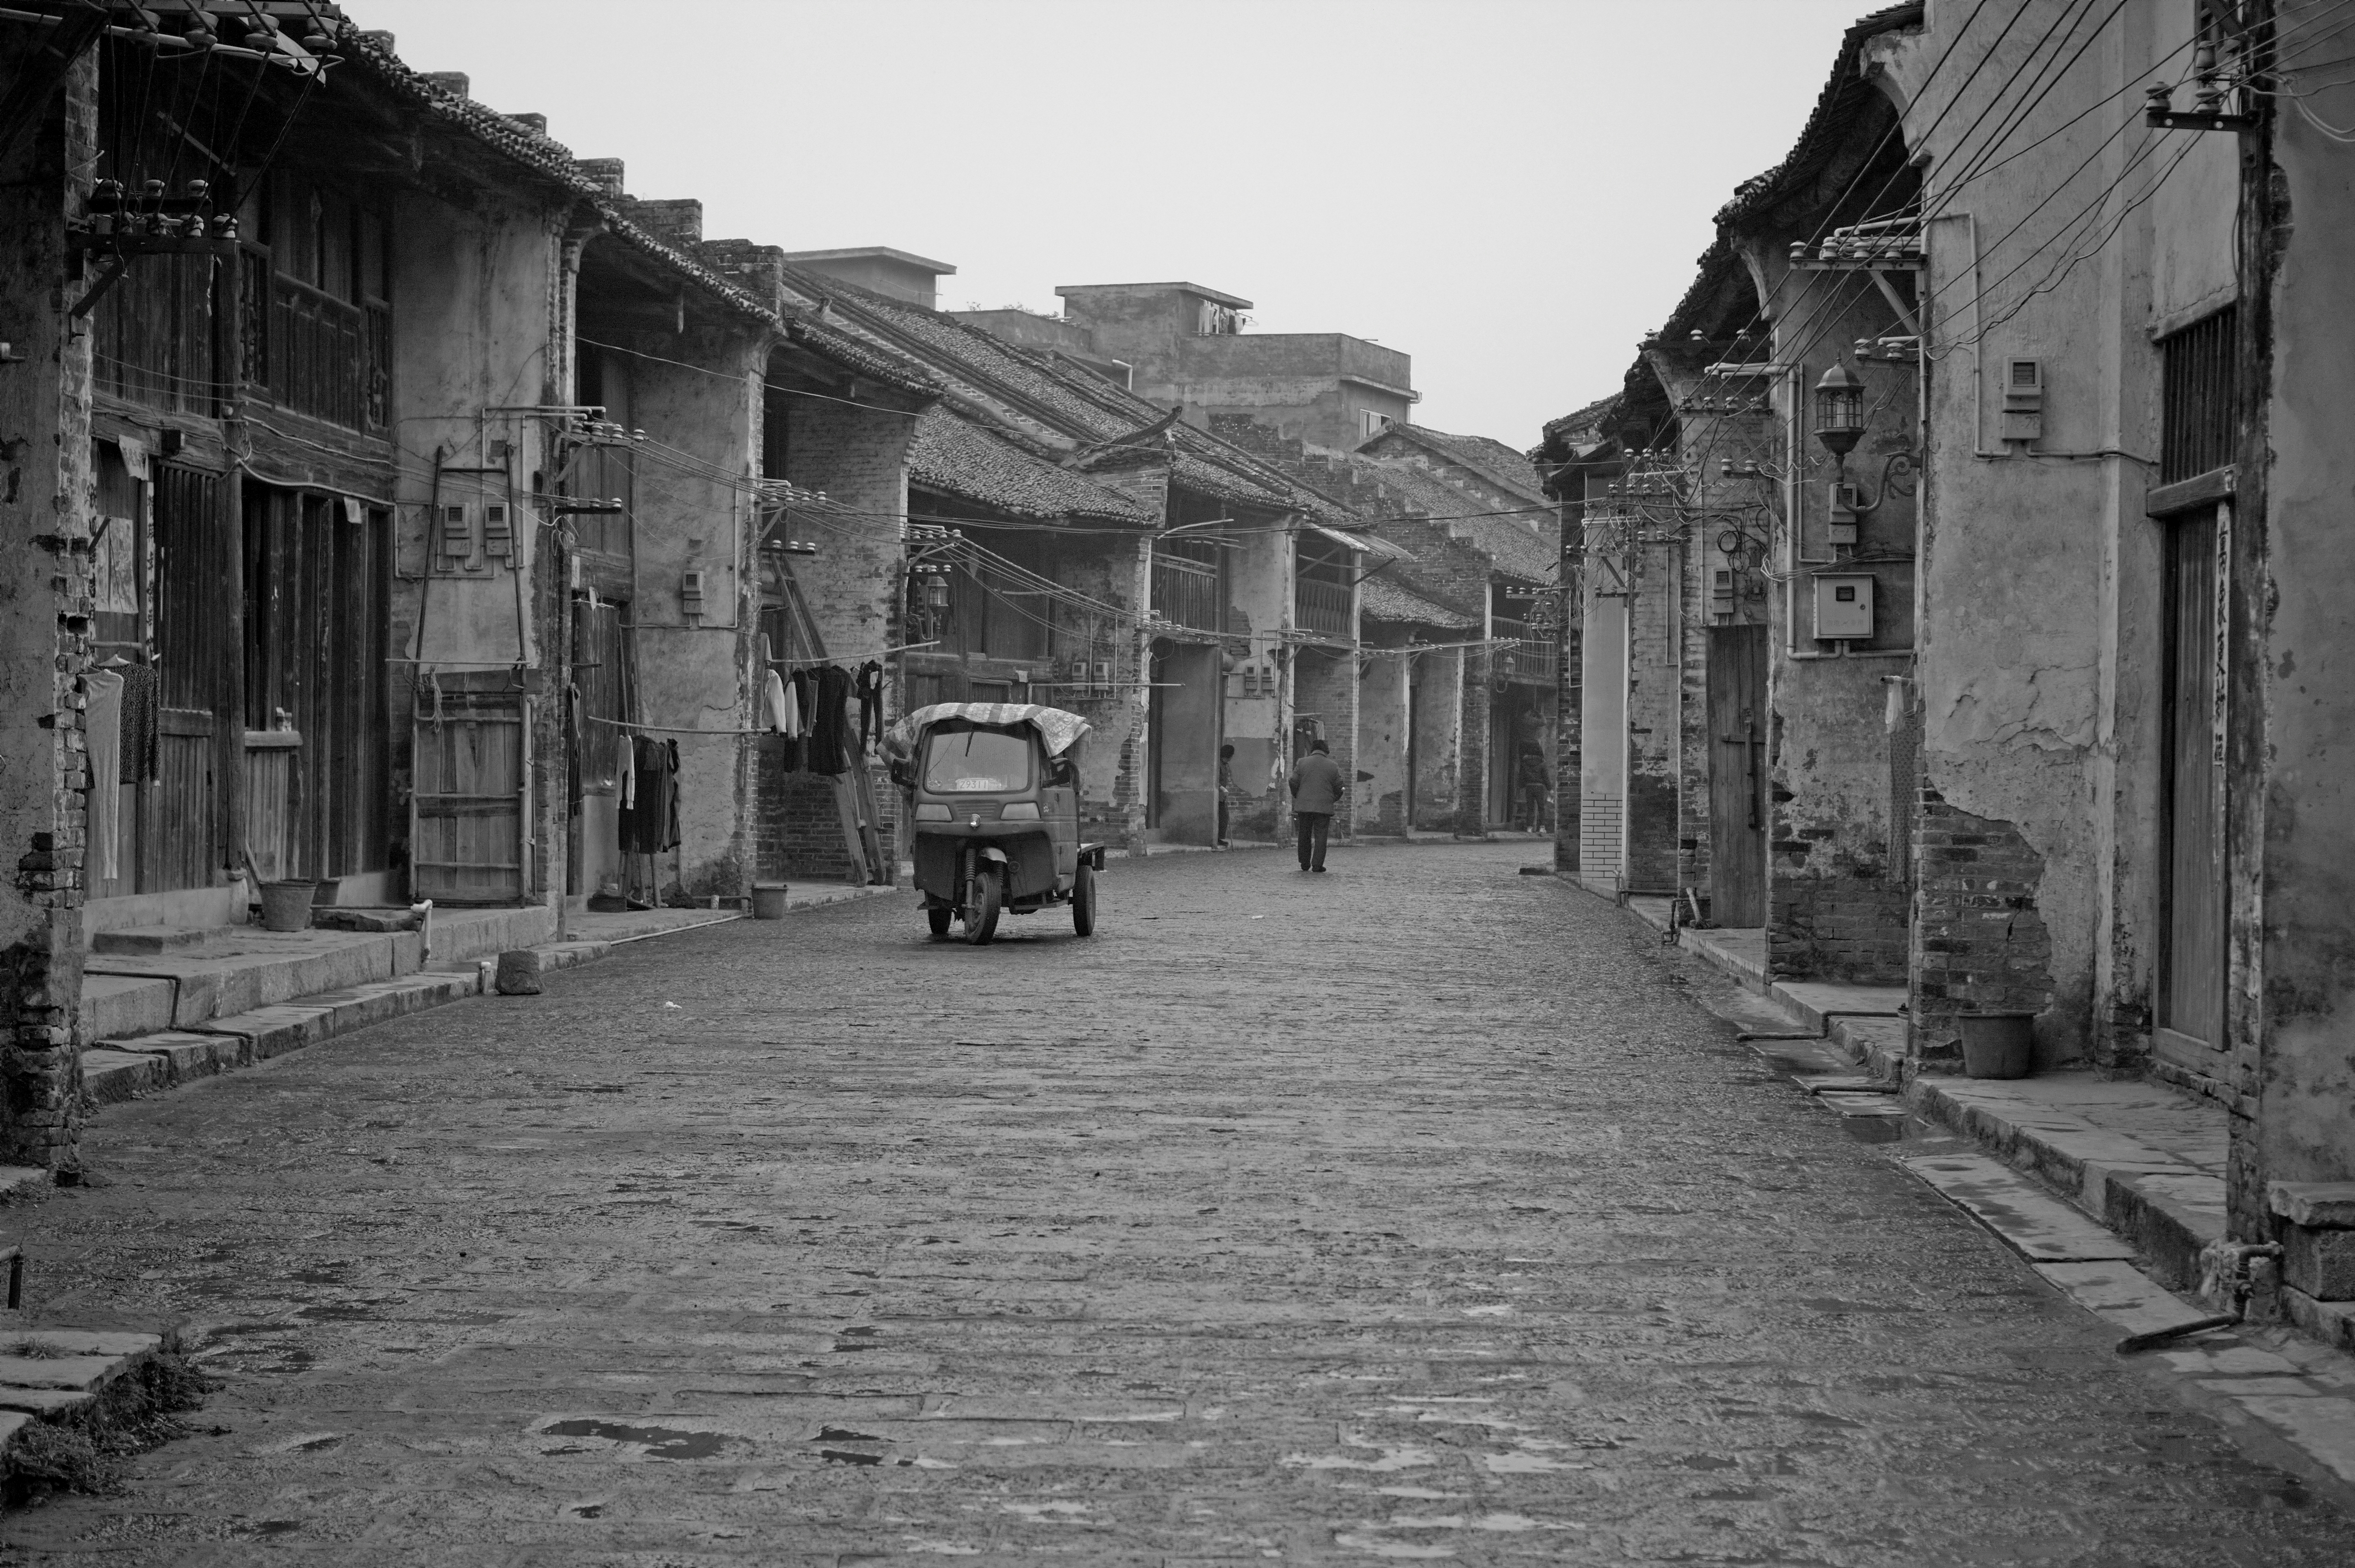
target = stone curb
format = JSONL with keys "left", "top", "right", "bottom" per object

{"left": 0, "top": 1330, "right": 167, "bottom": 1478}
{"left": 77, "top": 912, "right": 776, "bottom": 1117}
{"left": 1629, "top": 897, "right": 2227, "bottom": 1301}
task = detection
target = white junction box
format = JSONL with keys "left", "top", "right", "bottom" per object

{"left": 1814, "top": 573, "right": 1875, "bottom": 640}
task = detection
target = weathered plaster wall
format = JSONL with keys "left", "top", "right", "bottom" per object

{"left": 1357, "top": 645, "right": 1411, "bottom": 834}
{"left": 1412, "top": 648, "right": 1464, "bottom": 832}
{"left": 2248, "top": 33, "right": 2355, "bottom": 1222}
{"left": 387, "top": 186, "right": 566, "bottom": 909}
{"left": 0, "top": 52, "right": 96, "bottom": 1168}
{"left": 1882, "top": 2, "right": 2179, "bottom": 1060}
{"left": 610, "top": 326, "right": 764, "bottom": 901}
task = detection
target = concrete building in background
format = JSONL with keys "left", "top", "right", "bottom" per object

{"left": 957, "top": 283, "right": 1419, "bottom": 454}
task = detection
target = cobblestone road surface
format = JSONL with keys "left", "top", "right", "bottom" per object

{"left": 4, "top": 841, "right": 2348, "bottom": 1564}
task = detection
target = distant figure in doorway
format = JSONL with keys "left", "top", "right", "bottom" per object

{"left": 1217, "top": 743, "right": 1235, "bottom": 846}
{"left": 1289, "top": 739, "right": 1343, "bottom": 873}
{"left": 1517, "top": 743, "right": 1551, "bottom": 833}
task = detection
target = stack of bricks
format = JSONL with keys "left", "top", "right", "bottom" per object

{"left": 1907, "top": 782, "right": 2054, "bottom": 1068}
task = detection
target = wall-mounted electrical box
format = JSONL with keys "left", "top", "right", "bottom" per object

{"left": 1710, "top": 566, "right": 1736, "bottom": 618}
{"left": 680, "top": 568, "right": 706, "bottom": 617}
{"left": 1814, "top": 573, "right": 1875, "bottom": 640}
{"left": 481, "top": 503, "right": 513, "bottom": 561}
{"left": 2001, "top": 357, "right": 2045, "bottom": 443}
{"left": 437, "top": 503, "right": 472, "bottom": 565}
{"left": 1827, "top": 481, "right": 1861, "bottom": 546}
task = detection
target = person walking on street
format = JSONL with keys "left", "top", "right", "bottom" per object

{"left": 1217, "top": 743, "right": 1235, "bottom": 847}
{"left": 1289, "top": 739, "right": 1343, "bottom": 873}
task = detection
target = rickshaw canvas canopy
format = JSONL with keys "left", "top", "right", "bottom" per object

{"left": 884, "top": 703, "right": 1092, "bottom": 762}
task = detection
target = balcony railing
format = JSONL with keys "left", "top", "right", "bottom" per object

{"left": 1295, "top": 576, "right": 1353, "bottom": 639}
{"left": 242, "top": 252, "right": 388, "bottom": 433}
{"left": 1495, "top": 617, "right": 1559, "bottom": 684}
{"left": 1152, "top": 555, "right": 1220, "bottom": 632}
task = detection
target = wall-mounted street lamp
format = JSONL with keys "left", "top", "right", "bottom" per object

{"left": 1811, "top": 361, "right": 1914, "bottom": 548}
{"left": 1811, "top": 362, "right": 1866, "bottom": 467}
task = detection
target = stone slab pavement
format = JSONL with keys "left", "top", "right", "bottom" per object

{"left": 4, "top": 842, "right": 2350, "bottom": 1563}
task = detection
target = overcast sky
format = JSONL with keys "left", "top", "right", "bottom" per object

{"left": 353, "top": 0, "right": 1875, "bottom": 451}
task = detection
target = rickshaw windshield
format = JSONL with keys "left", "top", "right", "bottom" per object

{"left": 920, "top": 725, "right": 1034, "bottom": 794}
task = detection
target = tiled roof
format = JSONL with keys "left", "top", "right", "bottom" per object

{"left": 338, "top": 28, "right": 600, "bottom": 197}
{"left": 1537, "top": 396, "right": 1620, "bottom": 452}
{"left": 783, "top": 272, "right": 1354, "bottom": 520}
{"left": 1361, "top": 575, "right": 1476, "bottom": 630}
{"left": 1715, "top": 4, "right": 1924, "bottom": 229}
{"left": 1361, "top": 457, "right": 1556, "bottom": 585}
{"left": 340, "top": 31, "right": 940, "bottom": 398}
{"left": 1376, "top": 426, "right": 1549, "bottom": 504}
{"left": 909, "top": 410, "right": 1155, "bottom": 524}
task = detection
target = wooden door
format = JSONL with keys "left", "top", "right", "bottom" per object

{"left": 148, "top": 465, "right": 227, "bottom": 892}
{"left": 243, "top": 487, "right": 390, "bottom": 882}
{"left": 1706, "top": 623, "right": 1768, "bottom": 926}
{"left": 2158, "top": 503, "right": 2228, "bottom": 1064}
{"left": 412, "top": 687, "right": 527, "bottom": 904}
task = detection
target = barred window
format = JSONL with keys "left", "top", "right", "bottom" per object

{"left": 2159, "top": 305, "right": 2238, "bottom": 486}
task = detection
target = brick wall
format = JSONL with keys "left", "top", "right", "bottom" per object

{"left": 1622, "top": 538, "right": 1680, "bottom": 891}
{"left": 1294, "top": 649, "right": 1359, "bottom": 837}
{"left": 773, "top": 396, "right": 911, "bottom": 880}
{"left": 1907, "top": 782, "right": 2055, "bottom": 1070}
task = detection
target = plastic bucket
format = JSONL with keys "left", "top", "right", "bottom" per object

{"left": 750, "top": 883, "right": 790, "bottom": 920}
{"left": 258, "top": 880, "right": 319, "bottom": 933}
{"left": 1959, "top": 1013, "right": 2035, "bottom": 1079}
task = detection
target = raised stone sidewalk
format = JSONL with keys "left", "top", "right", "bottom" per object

{"left": 1622, "top": 890, "right": 2355, "bottom": 1486}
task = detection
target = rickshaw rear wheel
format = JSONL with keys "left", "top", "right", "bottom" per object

{"left": 964, "top": 866, "right": 1002, "bottom": 946}
{"left": 1072, "top": 861, "right": 1097, "bottom": 937}
{"left": 926, "top": 905, "right": 952, "bottom": 938}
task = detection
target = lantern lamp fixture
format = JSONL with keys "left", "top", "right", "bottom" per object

{"left": 1812, "top": 362, "right": 1866, "bottom": 465}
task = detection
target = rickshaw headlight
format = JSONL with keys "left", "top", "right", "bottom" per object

{"left": 1001, "top": 802, "right": 1041, "bottom": 820}
{"left": 914, "top": 804, "right": 951, "bottom": 822}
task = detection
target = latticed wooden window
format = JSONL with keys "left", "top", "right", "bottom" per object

{"left": 2159, "top": 306, "right": 2239, "bottom": 485}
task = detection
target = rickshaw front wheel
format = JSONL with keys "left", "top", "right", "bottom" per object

{"left": 964, "top": 866, "right": 1002, "bottom": 946}
{"left": 1072, "top": 861, "right": 1097, "bottom": 937}
{"left": 926, "top": 905, "right": 952, "bottom": 938}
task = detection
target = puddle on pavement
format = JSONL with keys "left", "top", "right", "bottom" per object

{"left": 538, "top": 1418, "right": 739, "bottom": 1460}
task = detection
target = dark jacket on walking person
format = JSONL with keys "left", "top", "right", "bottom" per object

{"left": 1289, "top": 744, "right": 1344, "bottom": 815}
{"left": 1289, "top": 741, "right": 1344, "bottom": 871}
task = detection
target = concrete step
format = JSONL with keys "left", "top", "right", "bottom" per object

{"left": 0, "top": 1330, "right": 167, "bottom": 1457}
{"left": 1900, "top": 1152, "right": 2225, "bottom": 1351}
{"left": 89, "top": 927, "right": 217, "bottom": 957}
{"left": 87, "top": 969, "right": 487, "bottom": 1105}
{"left": 1911, "top": 1074, "right": 2228, "bottom": 1293}
{"left": 77, "top": 911, "right": 753, "bottom": 1115}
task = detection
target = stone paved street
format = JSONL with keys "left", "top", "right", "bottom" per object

{"left": 4, "top": 840, "right": 2348, "bottom": 1564}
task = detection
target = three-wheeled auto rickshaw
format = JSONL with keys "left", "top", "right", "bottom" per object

{"left": 883, "top": 703, "right": 1107, "bottom": 945}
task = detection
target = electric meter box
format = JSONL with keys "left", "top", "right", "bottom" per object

{"left": 1813, "top": 573, "right": 1875, "bottom": 640}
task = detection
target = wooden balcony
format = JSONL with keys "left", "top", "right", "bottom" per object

{"left": 1295, "top": 577, "right": 1353, "bottom": 640}
{"left": 1152, "top": 556, "right": 1220, "bottom": 633}
{"left": 242, "top": 251, "right": 389, "bottom": 433}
